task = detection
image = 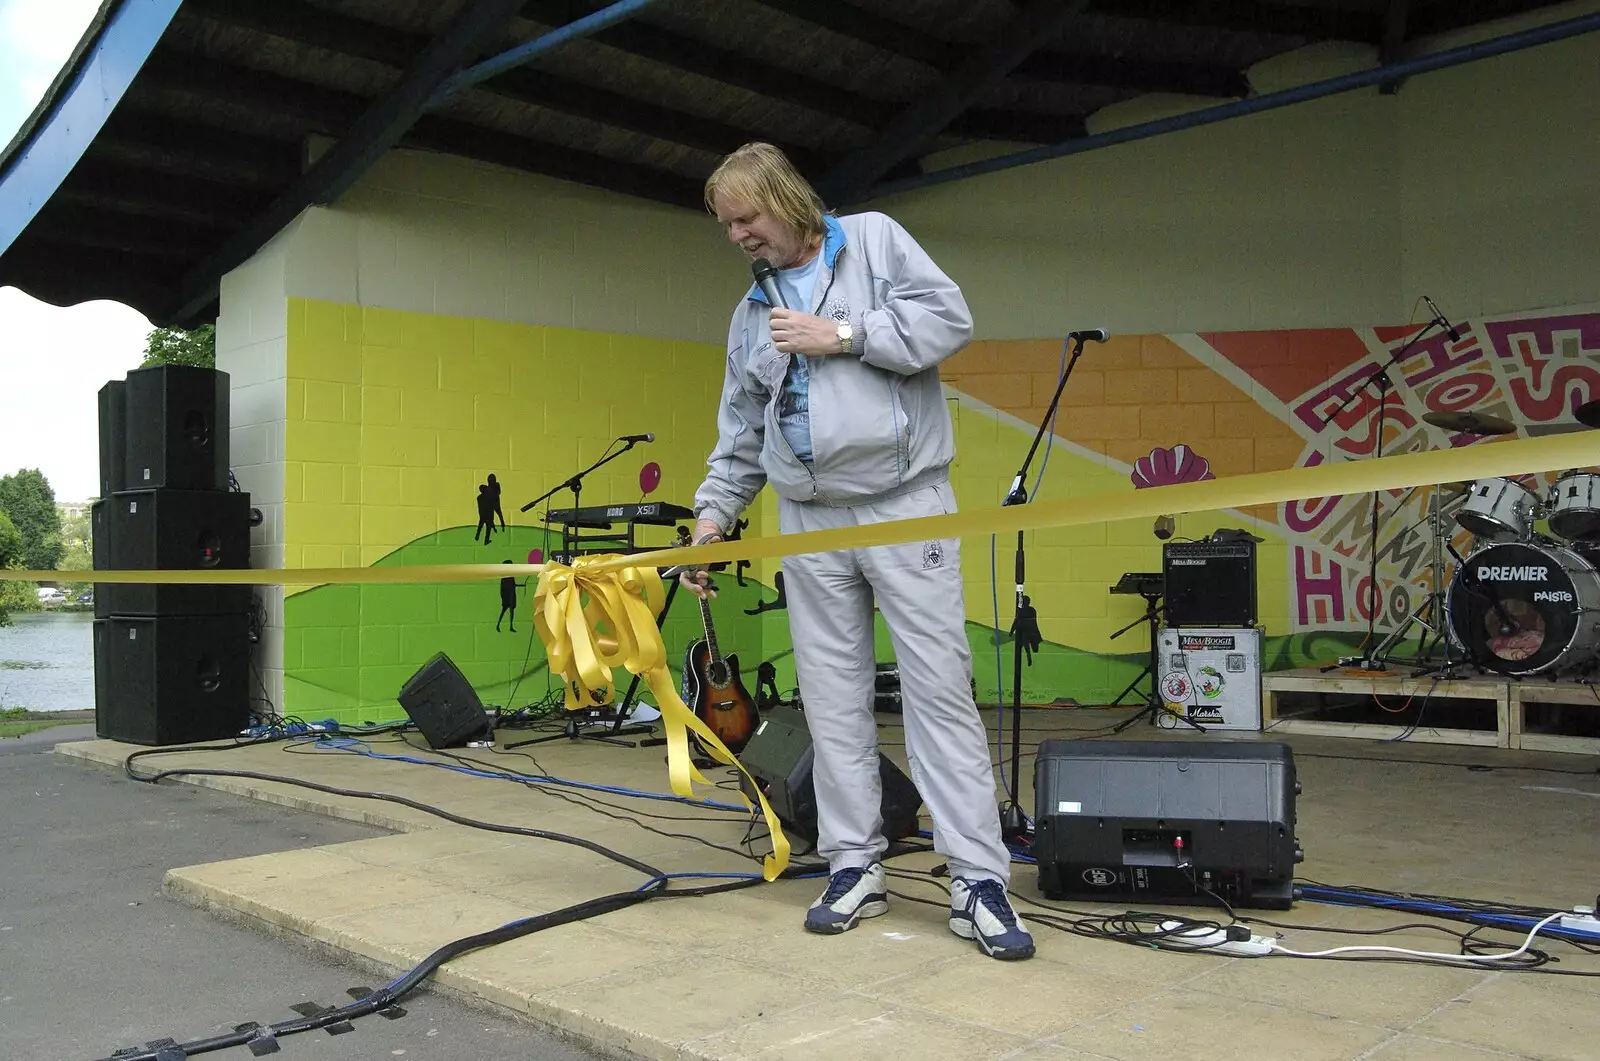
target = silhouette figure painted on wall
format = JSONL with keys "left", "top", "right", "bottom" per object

{"left": 486, "top": 473, "right": 506, "bottom": 529}
{"left": 474, "top": 485, "right": 496, "bottom": 545}
{"left": 497, "top": 560, "right": 525, "bottom": 632}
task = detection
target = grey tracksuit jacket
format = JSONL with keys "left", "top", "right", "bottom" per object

{"left": 693, "top": 211, "right": 973, "bottom": 533}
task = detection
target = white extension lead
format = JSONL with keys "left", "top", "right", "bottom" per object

{"left": 1161, "top": 912, "right": 1568, "bottom": 963}
{"left": 1268, "top": 911, "right": 1567, "bottom": 962}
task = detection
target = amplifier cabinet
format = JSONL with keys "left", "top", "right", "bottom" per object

{"left": 1163, "top": 539, "right": 1257, "bottom": 627}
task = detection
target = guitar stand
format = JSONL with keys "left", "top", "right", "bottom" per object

{"left": 1108, "top": 588, "right": 1205, "bottom": 734}
{"left": 505, "top": 576, "right": 681, "bottom": 751}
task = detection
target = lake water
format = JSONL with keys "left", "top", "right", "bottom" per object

{"left": 0, "top": 611, "right": 94, "bottom": 712}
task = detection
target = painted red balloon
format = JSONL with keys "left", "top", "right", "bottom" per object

{"left": 527, "top": 548, "right": 543, "bottom": 565}
{"left": 639, "top": 461, "right": 661, "bottom": 495}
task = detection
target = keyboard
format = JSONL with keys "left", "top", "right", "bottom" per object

{"left": 542, "top": 502, "right": 694, "bottom": 528}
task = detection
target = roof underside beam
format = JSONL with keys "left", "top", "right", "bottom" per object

{"left": 1084, "top": 0, "right": 1382, "bottom": 40}
{"left": 179, "top": 0, "right": 830, "bottom": 171}
{"left": 166, "top": 0, "right": 654, "bottom": 324}
{"left": 816, "top": 0, "right": 1091, "bottom": 207}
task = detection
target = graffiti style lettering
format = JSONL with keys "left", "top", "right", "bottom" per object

{"left": 1400, "top": 329, "right": 1481, "bottom": 388}
{"left": 1421, "top": 372, "right": 1498, "bottom": 413}
{"left": 1295, "top": 547, "right": 1345, "bottom": 627}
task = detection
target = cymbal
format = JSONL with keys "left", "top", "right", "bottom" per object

{"left": 1576, "top": 399, "right": 1600, "bottom": 429}
{"left": 1422, "top": 410, "right": 1516, "bottom": 435}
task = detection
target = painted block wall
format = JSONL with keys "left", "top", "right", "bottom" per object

{"left": 224, "top": 21, "right": 1600, "bottom": 723}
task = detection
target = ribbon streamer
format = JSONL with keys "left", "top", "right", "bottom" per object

{"left": 10, "top": 431, "right": 1591, "bottom": 587}
{"left": 532, "top": 555, "right": 791, "bottom": 881}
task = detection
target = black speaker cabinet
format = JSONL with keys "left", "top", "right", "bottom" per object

{"left": 1032, "top": 739, "right": 1302, "bottom": 909}
{"left": 97, "top": 379, "right": 127, "bottom": 497}
{"left": 736, "top": 706, "right": 923, "bottom": 844}
{"left": 95, "top": 489, "right": 252, "bottom": 618}
{"left": 93, "top": 614, "right": 250, "bottom": 746}
{"left": 1163, "top": 539, "right": 1257, "bottom": 627}
{"left": 397, "top": 653, "right": 493, "bottom": 749}
{"left": 123, "top": 364, "right": 230, "bottom": 491}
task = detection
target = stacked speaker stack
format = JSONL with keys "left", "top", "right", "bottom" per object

{"left": 93, "top": 365, "right": 254, "bottom": 745}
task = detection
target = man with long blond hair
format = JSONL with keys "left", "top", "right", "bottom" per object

{"left": 683, "top": 143, "right": 1032, "bottom": 960}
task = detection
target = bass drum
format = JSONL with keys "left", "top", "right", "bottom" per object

{"left": 1446, "top": 541, "right": 1600, "bottom": 676}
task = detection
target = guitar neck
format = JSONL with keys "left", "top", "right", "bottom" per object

{"left": 698, "top": 595, "right": 721, "bottom": 662}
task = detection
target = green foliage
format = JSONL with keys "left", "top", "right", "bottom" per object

{"left": 0, "top": 513, "right": 32, "bottom": 627}
{"left": 0, "top": 560, "right": 41, "bottom": 628}
{"left": 0, "top": 512, "right": 21, "bottom": 568}
{"left": 0, "top": 470, "right": 62, "bottom": 571}
{"left": 142, "top": 324, "right": 216, "bottom": 368}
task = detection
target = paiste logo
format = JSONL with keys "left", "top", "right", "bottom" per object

{"left": 1477, "top": 565, "right": 1549, "bottom": 581}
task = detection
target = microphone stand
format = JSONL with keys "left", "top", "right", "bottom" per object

{"left": 519, "top": 436, "right": 646, "bottom": 517}
{"left": 1317, "top": 317, "right": 1441, "bottom": 671}
{"left": 507, "top": 436, "right": 656, "bottom": 749}
{"left": 998, "top": 333, "right": 1088, "bottom": 842}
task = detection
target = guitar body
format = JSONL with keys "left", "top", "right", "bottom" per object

{"left": 683, "top": 639, "right": 759, "bottom": 753}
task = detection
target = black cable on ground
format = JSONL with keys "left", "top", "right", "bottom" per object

{"left": 104, "top": 742, "right": 815, "bottom": 1061}
{"left": 93, "top": 876, "right": 765, "bottom": 1061}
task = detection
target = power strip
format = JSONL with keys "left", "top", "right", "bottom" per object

{"left": 1160, "top": 920, "right": 1275, "bottom": 956}
{"left": 1558, "top": 910, "right": 1600, "bottom": 939}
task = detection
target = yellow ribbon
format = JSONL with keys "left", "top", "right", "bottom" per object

{"left": 8, "top": 432, "right": 1595, "bottom": 587}
{"left": 532, "top": 555, "right": 791, "bottom": 881}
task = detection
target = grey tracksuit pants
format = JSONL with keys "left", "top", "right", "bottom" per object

{"left": 778, "top": 480, "right": 1011, "bottom": 884}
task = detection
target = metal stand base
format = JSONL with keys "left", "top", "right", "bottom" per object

{"left": 1109, "top": 590, "right": 1205, "bottom": 734}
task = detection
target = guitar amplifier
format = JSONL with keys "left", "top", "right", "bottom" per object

{"left": 1163, "top": 539, "right": 1257, "bottom": 627}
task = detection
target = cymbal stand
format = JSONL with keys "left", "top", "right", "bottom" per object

{"left": 1318, "top": 317, "right": 1441, "bottom": 670}
{"left": 1370, "top": 485, "right": 1466, "bottom": 678}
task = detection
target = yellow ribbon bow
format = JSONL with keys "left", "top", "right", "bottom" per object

{"left": 532, "top": 555, "right": 790, "bottom": 881}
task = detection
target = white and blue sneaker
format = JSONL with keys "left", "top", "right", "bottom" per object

{"left": 804, "top": 862, "right": 889, "bottom": 934}
{"left": 949, "top": 877, "right": 1035, "bottom": 960}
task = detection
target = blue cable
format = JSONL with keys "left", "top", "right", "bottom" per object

{"left": 1300, "top": 885, "right": 1597, "bottom": 942}
{"left": 299, "top": 735, "right": 751, "bottom": 813}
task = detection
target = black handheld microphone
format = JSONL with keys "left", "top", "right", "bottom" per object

{"left": 618, "top": 433, "right": 654, "bottom": 443}
{"left": 1069, "top": 328, "right": 1110, "bottom": 343}
{"left": 1423, "top": 296, "right": 1462, "bottom": 342}
{"left": 752, "top": 258, "right": 788, "bottom": 309}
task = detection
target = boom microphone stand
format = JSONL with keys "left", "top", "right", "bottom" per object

{"left": 1317, "top": 317, "right": 1442, "bottom": 671}
{"left": 997, "top": 329, "right": 1097, "bottom": 841}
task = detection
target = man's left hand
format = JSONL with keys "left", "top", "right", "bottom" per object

{"left": 770, "top": 308, "right": 847, "bottom": 357}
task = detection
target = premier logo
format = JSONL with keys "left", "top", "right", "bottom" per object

{"left": 1477, "top": 566, "right": 1549, "bottom": 581}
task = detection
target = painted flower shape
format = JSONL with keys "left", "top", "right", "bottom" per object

{"left": 1131, "top": 444, "right": 1215, "bottom": 488}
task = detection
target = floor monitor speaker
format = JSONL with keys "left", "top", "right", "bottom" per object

{"left": 736, "top": 706, "right": 922, "bottom": 844}
{"left": 397, "top": 653, "right": 493, "bottom": 749}
{"left": 1032, "top": 739, "right": 1302, "bottom": 909}
{"left": 93, "top": 614, "right": 251, "bottom": 746}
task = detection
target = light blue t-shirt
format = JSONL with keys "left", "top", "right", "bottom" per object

{"left": 774, "top": 253, "right": 823, "bottom": 463}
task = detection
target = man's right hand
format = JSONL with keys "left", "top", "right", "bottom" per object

{"left": 680, "top": 519, "right": 724, "bottom": 598}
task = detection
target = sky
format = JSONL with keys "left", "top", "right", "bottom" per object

{"left": 1, "top": 0, "right": 155, "bottom": 503}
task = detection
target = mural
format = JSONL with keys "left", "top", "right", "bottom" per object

{"left": 278, "top": 299, "right": 1599, "bottom": 725}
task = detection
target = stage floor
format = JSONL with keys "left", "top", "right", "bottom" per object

{"left": 58, "top": 707, "right": 1600, "bottom": 1061}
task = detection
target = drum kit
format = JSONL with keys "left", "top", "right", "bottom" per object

{"left": 1377, "top": 400, "right": 1600, "bottom": 680}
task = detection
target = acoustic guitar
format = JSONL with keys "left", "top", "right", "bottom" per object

{"left": 678, "top": 538, "right": 759, "bottom": 753}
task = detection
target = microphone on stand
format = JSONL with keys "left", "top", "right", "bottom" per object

{"left": 1069, "top": 328, "right": 1111, "bottom": 343}
{"left": 1422, "top": 296, "right": 1462, "bottom": 342}
{"left": 752, "top": 258, "right": 788, "bottom": 309}
{"left": 618, "top": 433, "right": 654, "bottom": 443}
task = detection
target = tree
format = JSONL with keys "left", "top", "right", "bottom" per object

{"left": 0, "top": 511, "right": 35, "bottom": 628}
{"left": 0, "top": 469, "right": 62, "bottom": 571}
{"left": 143, "top": 324, "right": 216, "bottom": 368}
